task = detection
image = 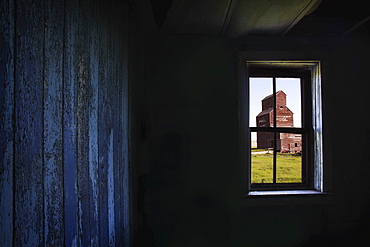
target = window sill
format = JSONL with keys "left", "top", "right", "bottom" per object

{"left": 244, "top": 190, "right": 332, "bottom": 206}
{"left": 248, "top": 190, "right": 325, "bottom": 196}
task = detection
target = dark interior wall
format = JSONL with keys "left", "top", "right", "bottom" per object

{"left": 139, "top": 30, "right": 370, "bottom": 246}
{"left": 136, "top": 36, "right": 241, "bottom": 246}
{"left": 320, "top": 32, "right": 370, "bottom": 243}
{"left": 0, "top": 0, "right": 142, "bottom": 246}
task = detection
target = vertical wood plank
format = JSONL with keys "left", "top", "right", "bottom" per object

{"left": 98, "top": 43, "right": 109, "bottom": 247}
{"left": 43, "top": 0, "right": 65, "bottom": 245}
{"left": 111, "top": 3, "right": 120, "bottom": 244}
{"left": 108, "top": 128, "right": 116, "bottom": 246}
{"left": 77, "top": 0, "right": 91, "bottom": 245}
{"left": 109, "top": 2, "right": 125, "bottom": 241}
{"left": 111, "top": 6, "right": 124, "bottom": 245}
{"left": 0, "top": 0, "right": 14, "bottom": 246}
{"left": 63, "top": 0, "right": 79, "bottom": 245}
{"left": 14, "top": 0, "right": 44, "bottom": 245}
{"left": 89, "top": 0, "right": 100, "bottom": 245}
{"left": 120, "top": 2, "right": 131, "bottom": 246}
{"left": 98, "top": 0, "right": 109, "bottom": 245}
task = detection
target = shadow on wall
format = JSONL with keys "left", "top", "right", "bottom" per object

{"left": 135, "top": 132, "right": 237, "bottom": 246}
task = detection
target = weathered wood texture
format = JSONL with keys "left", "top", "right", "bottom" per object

{"left": 0, "top": 0, "right": 133, "bottom": 246}
{"left": 0, "top": 0, "right": 15, "bottom": 246}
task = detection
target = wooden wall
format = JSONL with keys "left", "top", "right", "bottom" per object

{"left": 0, "top": 0, "right": 135, "bottom": 246}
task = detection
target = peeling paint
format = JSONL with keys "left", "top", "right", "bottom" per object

{"left": 1, "top": 0, "right": 132, "bottom": 246}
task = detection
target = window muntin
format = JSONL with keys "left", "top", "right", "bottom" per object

{"left": 247, "top": 61, "right": 322, "bottom": 192}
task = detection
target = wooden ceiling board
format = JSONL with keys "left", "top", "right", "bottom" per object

{"left": 134, "top": 0, "right": 322, "bottom": 37}
{"left": 225, "top": 0, "right": 321, "bottom": 38}
{"left": 160, "top": 0, "right": 233, "bottom": 35}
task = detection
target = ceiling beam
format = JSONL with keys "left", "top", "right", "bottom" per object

{"left": 221, "top": 0, "right": 237, "bottom": 35}
{"left": 341, "top": 16, "right": 370, "bottom": 36}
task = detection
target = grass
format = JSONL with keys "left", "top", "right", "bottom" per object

{"left": 251, "top": 148, "right": 268, "bottom": 152}
{"left": 251, "top": 153, "right": 302, "bottom": 183}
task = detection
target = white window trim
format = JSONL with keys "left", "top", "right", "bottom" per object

{"left": 312, "top": 63, "right": 324, "bottom": 192}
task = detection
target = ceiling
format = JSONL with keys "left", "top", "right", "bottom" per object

{"left": 132, "top": 0, "right": 370, "bottom": 38}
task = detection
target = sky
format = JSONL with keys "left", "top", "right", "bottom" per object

{"left": 250, "top": 77, "right": 301, "bottom": 141}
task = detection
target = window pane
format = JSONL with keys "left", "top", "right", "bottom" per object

{"left": 276, "top": 78, "right": 301, "bottom": 128}
{"left": 251, "top": 132, "right": 274, "bottom": 183}
{"left": 249, "top": 78, "right": 272, "bottom": 128}
{"left": 276, "top": 133, "right": 302, "bottom": 183}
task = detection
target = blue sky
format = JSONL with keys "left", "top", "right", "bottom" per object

{"left": 250, "top": 77, "right": 301, "bottom": 141}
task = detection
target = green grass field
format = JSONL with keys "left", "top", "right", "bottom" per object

{"left": 251, "top": 153, "right": 302, "bottom": 183}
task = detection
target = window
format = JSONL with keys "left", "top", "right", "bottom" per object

{"left": 247, "top": 61, "right": 323, "bottom": 193}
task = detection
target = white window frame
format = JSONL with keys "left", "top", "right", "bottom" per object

{"left": 237, "top": 54, "right": 331, "bottom": 201}
{"left": 247, "top": 61, "right": 322, "bottom": 193}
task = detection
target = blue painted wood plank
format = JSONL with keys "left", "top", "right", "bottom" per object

{"left": 98, "top": 57, "right": 109, "bottom": 247}
{"left": 77, "top": 0, "right": 91, "bottom": 245}
{"left": 14, "top": 0, "right": 44, "bottom": 245}
{"left": 108, "top": 128, "right": 116, "bottom": 246}
{"left": 109, "top": 15, "right": 123, "bottom": 243}
{"left": 63, "top": 0, "right": 79, "bottom": 246}
{"left": 0, "top": 0, "right": 14, "bottom": 246}
{"left": 97, "top": 1, "right": 109, "bottom": 245}
{"left": 112, "top": 33, "right": 121, "bottom": 246}
{"left": 114, "top": 8, "right": 124, "bottom": 245}
{"left": 88, "top": 0, "right": 100, "bottom": 245}
{"left": 120, "top": 3, "right": 131, "bottom": 246}
{"left": 43, "top": 0, "right": 65, "bottom": 245}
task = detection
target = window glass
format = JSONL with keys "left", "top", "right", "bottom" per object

{"left": 250, "top": 77, "right": 305, "bottom": 186}
{"left": 251, "top": 140, "right": 273, "bottom": 183}
{"left": 276, "top": 133, "right": 302, "bottom": 183}
{"left": 249, "top": 78, "right": 272, "bottom": 128}
{"left": 276, "top": 78, "right": 301, "bottom": 128}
